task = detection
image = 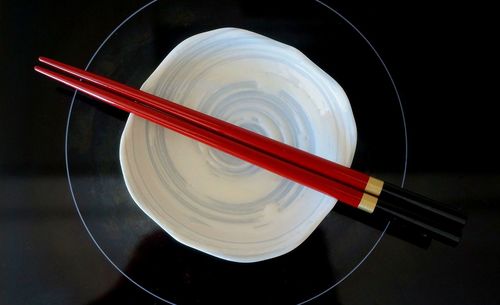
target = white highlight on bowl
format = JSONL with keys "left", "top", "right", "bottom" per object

{"left": 119, "top": 27, "right": 357, "bottom": 262}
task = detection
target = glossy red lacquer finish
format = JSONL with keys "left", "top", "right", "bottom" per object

{"left": 38, "top": 57, "right": 371, "bottom": 192}
{"left": 35, "top": 64, "right": 364, "bottom": 208}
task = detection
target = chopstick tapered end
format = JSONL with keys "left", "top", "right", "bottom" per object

{"left": 38, "top": 56, "right": 49, "bottom": 63}
{"left": 33, "top": 65, "right": 60, "bottom": 82}
{"left": 34, "top": 65, "right": 52, "bottom": 76}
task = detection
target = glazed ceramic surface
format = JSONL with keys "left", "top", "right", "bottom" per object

{"left": 119, "top": 28, "right": 357, "bottom": 262}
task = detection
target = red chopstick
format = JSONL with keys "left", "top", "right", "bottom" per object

{"left": 34, "top": 64, "right": 377, "bottom": 211}
{"left": 34, "top": 57, "right": 466, "bottom": 244}
{"left": 38, "top": 57, "right": 384, "bottom": 198}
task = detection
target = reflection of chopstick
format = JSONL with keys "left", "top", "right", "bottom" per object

{"left": 35, "top": 56, "right": 466, "bottom": 244}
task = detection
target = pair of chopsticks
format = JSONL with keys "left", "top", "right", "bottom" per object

{"left": 35, "top": 57, "right": 466, "bottom": 244}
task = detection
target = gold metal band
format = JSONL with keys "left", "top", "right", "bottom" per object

{"left": 365, "top": 176, "right": 384, "bottom": 196}
{"left": 358, "top": 193, "right": 378, "bottom": 213}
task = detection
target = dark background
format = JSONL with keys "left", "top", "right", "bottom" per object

{"left": 1, "top": 0, "right": 497, "bottom": 304}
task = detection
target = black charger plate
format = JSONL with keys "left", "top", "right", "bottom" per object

{"left": 65, "top": 1, "right": 407, "bottom": 304}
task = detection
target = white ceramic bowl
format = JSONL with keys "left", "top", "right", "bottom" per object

{"left": 119, "top": 27, "right": 357, "bottom": 262}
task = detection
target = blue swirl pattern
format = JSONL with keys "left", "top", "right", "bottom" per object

{"left": 119, "top": 28, "right": 357, "bottom": 262}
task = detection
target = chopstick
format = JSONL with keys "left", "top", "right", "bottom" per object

{"left": 34, "top": 65, "right": 368, "bottom": 209}
{"left": 35, "top": 57, "right": 466, "bottom": 244}
{"left": 38, "top": 57, "right": 374, "bottom": 195}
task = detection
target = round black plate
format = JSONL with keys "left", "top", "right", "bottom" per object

{"left": 65, "top": 1, "right": 407, "bottom": 304}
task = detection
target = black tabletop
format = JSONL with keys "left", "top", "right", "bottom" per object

{"left": 1, "top": 1, "right": 498, "bottom": 304}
